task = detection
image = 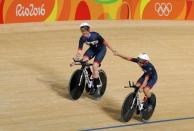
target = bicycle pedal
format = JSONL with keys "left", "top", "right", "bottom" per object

{"left": 89, "top": 88, "right": 96, "bottom": 95}
{"left": 97, "top": 84, "right": 102, "bottom": 89}
{"left": 95, "top": 88, "right": 101, "bottom": 96}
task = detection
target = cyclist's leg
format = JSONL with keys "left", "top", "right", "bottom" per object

{"left": 93, "top": 47, "right": 107, "bottom": 96}
{"left": 83, "top": 48, "right": 95, "bottom": 62}
{"left": 136, "top": 74, "right": 146, "bottom": 87}
{"left": 143, "top": 77, "right": 157, "bottom": 97}
{"left": 83, "top": 48, "right": 97, "bottom": 95}
{"left": 92, "top": 62, "right": 100, "bottom": 95}
{"left": 143, "top": 86, "right": 153, "bottom": 110}
{"left": 143, "top": 78, "right": 157, "bottom": 107}
{"left": 143, "top": 86, "right": 151, "bottom": 98}
{"left": 83, "top": 48, "right": 95, "bottom": 82}
{"left": 136, "top": 74, "right": 148, "bottom": 102}
{"left": 93, "top": 46, "right": 106, "bottom": 78}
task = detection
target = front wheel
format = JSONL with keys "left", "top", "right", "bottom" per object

{"left": 69, "top": 69, "right": 85, "bottom": 100}
{"left": 121, "top": 92, "right": 137, "bottom": 122}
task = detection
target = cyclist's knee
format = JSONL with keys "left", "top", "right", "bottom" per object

{"left": 83, "top": 55, "right": 89, "bottom": 61}
{"left": 93, "top": 62, "right": 100, "bottom": 69}
{"left": 143, "top": 87, "right": 151, "bottom": 97}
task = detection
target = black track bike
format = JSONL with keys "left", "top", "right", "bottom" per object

{"left": 121, "top": 81, "right": 156, "bottom": 122}
{"left": 69, "top": 59, "right": 107, "bottom": 100}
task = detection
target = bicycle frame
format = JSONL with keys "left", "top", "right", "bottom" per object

{"left": 78, "top": 67, "right": 103, "bottom": 89}
{"left": 73, "top": 59, "right": 103, "bottom": 89}
{"left": 130, "top": 92, "right": 144, "bottom": 111}
{"left": 128, "top": 81, "right": 144, "bottom": 111}
{"left": 83, "top": 68, "right": 93, "bottom": 88}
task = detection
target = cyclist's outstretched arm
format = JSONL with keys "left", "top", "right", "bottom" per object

{"left": 115, "top": 51, "right": 133, "bottom": 61}
{"left": 103, "top": 40, "right": 116, "bottom": 53}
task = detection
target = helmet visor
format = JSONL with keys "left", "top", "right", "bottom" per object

{"left": 80, "top": 26, "right": 89, "bottom": 32}
{"left": 137, "top": 57, "right": 146, "bottom": 64}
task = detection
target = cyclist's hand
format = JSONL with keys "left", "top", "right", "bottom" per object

{"left": 70, "top": 62, "right": 75, "bottom": 67}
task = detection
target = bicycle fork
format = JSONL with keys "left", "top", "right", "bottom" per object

{"left": 78, "top": 69, "right": 93, "bottom": 88}
{"left": 137, "top": 94, "right": 144, "bottom": 111}
{"left": 130, "top": 94, "right": 137, "bottom": 109}
{"left": 131, "top": 93, "right": 143, "bottom": 110}
{"left": 78, "top": 72, "right": 84, "bottom": 86}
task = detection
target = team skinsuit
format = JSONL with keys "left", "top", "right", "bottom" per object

{"left": 131, "top": 58, "right": 158, "bottom": 89}
{"left": 78, "top": 32, "right": 107, "bottom": 95}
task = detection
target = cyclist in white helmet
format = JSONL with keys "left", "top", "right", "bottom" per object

{"left": 114, "top": 51, "right": 158, "bottom": 109}
{"left": 70, "top": 22, "right": 115, "bottom": 97}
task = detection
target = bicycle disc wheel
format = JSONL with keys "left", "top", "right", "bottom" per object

{"left": 121, "top": 92, "right": 137, "bottom": 122}
{"left": 141, "top": 93, "right": 156, "bottom": 120}
{"left": 99, "top": 69, "right": 107, "bottom": 97}
{"left": 69, "top": 69, "right": 85, "bottom": 100}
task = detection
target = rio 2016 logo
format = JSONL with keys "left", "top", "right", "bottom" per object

{"left": 16, "top": 4, "right": 46, "bottom": 17}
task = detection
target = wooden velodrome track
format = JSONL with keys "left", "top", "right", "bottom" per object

{"left": 0, "top": 21, "right": 194, "bottom": 131}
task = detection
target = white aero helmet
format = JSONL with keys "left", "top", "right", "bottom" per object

{"left": 137, "top": 53, "right": 150, "bottom": 61}
{"left": 80, "top": 22, "right": 90, "bottom": 28}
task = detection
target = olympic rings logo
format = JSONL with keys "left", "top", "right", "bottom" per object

{"left": 155, "top": 3, "right": 173, "bottom": 16}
